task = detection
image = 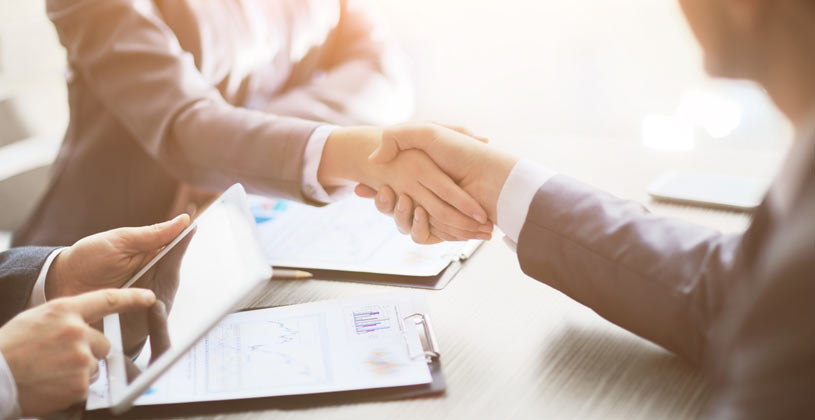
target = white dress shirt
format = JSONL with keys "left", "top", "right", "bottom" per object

{"left": 0, "top": 351, "right": 19, "bottom": 420}
{"left": 496, "top": 159, "right": 557, "bottom": 249}
{"left": 301, "top": 125, "right": 355, "bottom": 203}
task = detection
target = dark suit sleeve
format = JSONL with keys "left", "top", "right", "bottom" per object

{"left": 516, "top": 175, "right": 746, "bottom": 364}
{"left": 0, "top": 247, "right": 57, "bottom": 326}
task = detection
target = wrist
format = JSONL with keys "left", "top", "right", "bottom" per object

{"left": 44, "top": 250, "right": 68, "bottom": 300}
{"left": 469, "top": 151, "right": 518, "bottom": 223}
{"left": 317, "top": 126, "right": 383, "bottom": 187}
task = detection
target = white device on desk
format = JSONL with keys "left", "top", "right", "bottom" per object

{"left": 101, "top": 183, "right": 272, "bottom": 414}
{"left": 647, "top": 170, "right": 769, "bottom": 211}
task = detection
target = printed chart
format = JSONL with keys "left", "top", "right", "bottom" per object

{"left": 206, "top": 315, "right": 330, "bottom": 393}
{"left": 249, "top": 195, "right": 471, "bottom": 276}
{"left": 352, "top": 306, "right": 392, "bottom": 336}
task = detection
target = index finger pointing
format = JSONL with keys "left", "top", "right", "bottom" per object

{"left": 68, "top": 289, "right": 156, "bottom": 323}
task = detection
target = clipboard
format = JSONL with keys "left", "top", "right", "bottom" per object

{"left": 277, "top": 240, "right": 482, "bottom": 290}
{"left": 250, "top": 195, "right": 483, "bottom": 290}
{"left": 84, "top": 304, "right": 445, "bottom": 419}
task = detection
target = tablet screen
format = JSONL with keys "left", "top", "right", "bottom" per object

{"left": 112, "top": 188, "right": 271, "bottom": 395}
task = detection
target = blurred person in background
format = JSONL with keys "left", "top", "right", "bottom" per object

{"left": 13, "top": 0, "right": 492, "bottom": 248}
{"left": 1, "top": 216, "right": 189, "bottom": 419}
{"left": 359, "top": 0, "right": 815, "bottom": 418}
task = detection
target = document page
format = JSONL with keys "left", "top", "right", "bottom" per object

{"left": 87, "top": 293, "right": 433, "bottom": 409}
{"left": 249, "top": 195, "right": 476, "bottom": 276}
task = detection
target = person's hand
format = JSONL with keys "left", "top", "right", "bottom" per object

{"left": 317, "top": 124, "right": 494, "bottom": 242}
{"left": 0, "top": 288, "right": 156, "bottom": 417}
{"left": 45, "top": 214, "right": 191, "bottom": 300}
{"left": 357, "top": 123, "right": 519, "bottom": 243}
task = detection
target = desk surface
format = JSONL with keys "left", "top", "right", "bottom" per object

{"left": 121, "top": 0, "right": 792, "bottom": 416}
{"left": 70, "top": 1, "right": 790, "bottom": 418}
{"left": 118, "top": 134, "right": 785, "bottom": 420}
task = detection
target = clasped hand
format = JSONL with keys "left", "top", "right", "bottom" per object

{"left": 352, "top": 123, "right": 518, "bottom": 244}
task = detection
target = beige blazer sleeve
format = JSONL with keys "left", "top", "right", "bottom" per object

{"left": 46, "top": 0, "right": 321, "bottom": 198}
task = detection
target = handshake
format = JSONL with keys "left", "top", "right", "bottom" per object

{"left": 319, "top": 123, "right": 519, "bottom": 244}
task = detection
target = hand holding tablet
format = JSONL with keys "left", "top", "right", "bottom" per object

{"left": 101, "top": 184, "right": 272, "bottom": 414}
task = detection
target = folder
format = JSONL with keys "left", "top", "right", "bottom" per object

{"left": 85, "top": 294, "right": 445, "bottom": 418}
{"left": 251, "top": 195, "right": 483, "bottom": 290}
{"left": 277, "top": 240, "right": 482, "bottom": 290}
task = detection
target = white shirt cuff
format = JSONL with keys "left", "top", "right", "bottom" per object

{"left": 0, "top": 351, "right": 20, "bottom": 420}
{"left": 496, "top": 159, "right": 556, "bottom": 245}
{"left": 27, "top": 248, "right": 66, "bottom": 308}
{"left": 301, "top": 125, "right": 354, "bottom": 203}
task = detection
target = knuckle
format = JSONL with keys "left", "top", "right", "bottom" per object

{"left": 71, "top": 377, "right": 90, "bottom": 399}
{"left": 421, "top": 123, "right": 439, "bottom": 137}
{"left": 61, "top": 322, "right": 86, "bottom": 341}
{"left": 102, "top": 290, "right": 120, "bottom": 308}
{"left": 47, "top": 299, "right": 70, "bottom": 314}
{"left": 71, "top": 348, "right": 94, "bottom": 366}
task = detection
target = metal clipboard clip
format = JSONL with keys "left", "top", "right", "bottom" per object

{"left": 403, "top": 313, "right": 440, "bottom": 363}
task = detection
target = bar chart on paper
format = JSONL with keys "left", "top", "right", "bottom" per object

{"left": 353, "top": 306, "right": 392, "bottom": 336}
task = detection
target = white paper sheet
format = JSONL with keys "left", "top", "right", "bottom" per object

{"left": 249, "top": 195, "right": 476, "bottom": 277}
{"left": 87, "top": 293, "right": 433, "bottom": 409}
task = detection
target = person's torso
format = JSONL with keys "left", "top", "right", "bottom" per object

{"left": 13, "top": 0, "right": 342, "bottom": 246}
{"left": 154, "top": 0, "right": 341, "bottom": 107}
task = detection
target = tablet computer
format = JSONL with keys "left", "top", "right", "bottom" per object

{"left": 101, "top": 183, "right": 272, "bottom": 414}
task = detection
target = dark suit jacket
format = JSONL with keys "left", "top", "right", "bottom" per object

{"left": 516, "top": 138, "right": 814, "bottom": 418}
{"left": 13, "top": 0, "right": 411, "bottom": 247}
{"left": 0, "top": 247, "right": 56, "bottom": 326}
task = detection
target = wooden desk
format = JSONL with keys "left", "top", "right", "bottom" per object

{"left": 118, "top": 0, "right": 792, "bottom": 412}
{"left": 110, "top": 133, "right": 785, "bottom": 420}
{"left": 75, "top": 1, "right": 790, "bottom": 418}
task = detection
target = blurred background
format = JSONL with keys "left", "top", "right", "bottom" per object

{"left": 0, "top": 0, "right": 793, "bottom": 249}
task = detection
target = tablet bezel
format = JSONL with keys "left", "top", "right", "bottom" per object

{"left": 103, "top": 183, "right": 272, "bottom": 414}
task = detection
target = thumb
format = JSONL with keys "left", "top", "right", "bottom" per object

{"left": 368, "top": 128, "right": 403, "bottom": 164}
{"left": 435, "top": 123, "right": 490, "bottom": 144}
{"left": 369, "top": 125, "right": 438, "bottom": 164}
{"left": 120, "top": 214, "right": 191, "bottom": 252}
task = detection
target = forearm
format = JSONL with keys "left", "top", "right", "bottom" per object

{"left": 49, "top": 0, "right": 329, "bottom": 202}
{"left": 317, "top": 126, "right": 382, "bottom": 188}
{"left": 515, "top": 175, "right": 743, "bottom": 363}
{"left": 165, "top": 101, "right": 319, "bottom": 200}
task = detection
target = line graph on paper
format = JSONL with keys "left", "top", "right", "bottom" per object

{"left": 251, "top": 194, "right": 475, "bottom": 277}
{"left": 257, "top": 198, "right": 392, "bottom": 265}
{"left": 205, "top": 315, "right": 330, "bottom": 393}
